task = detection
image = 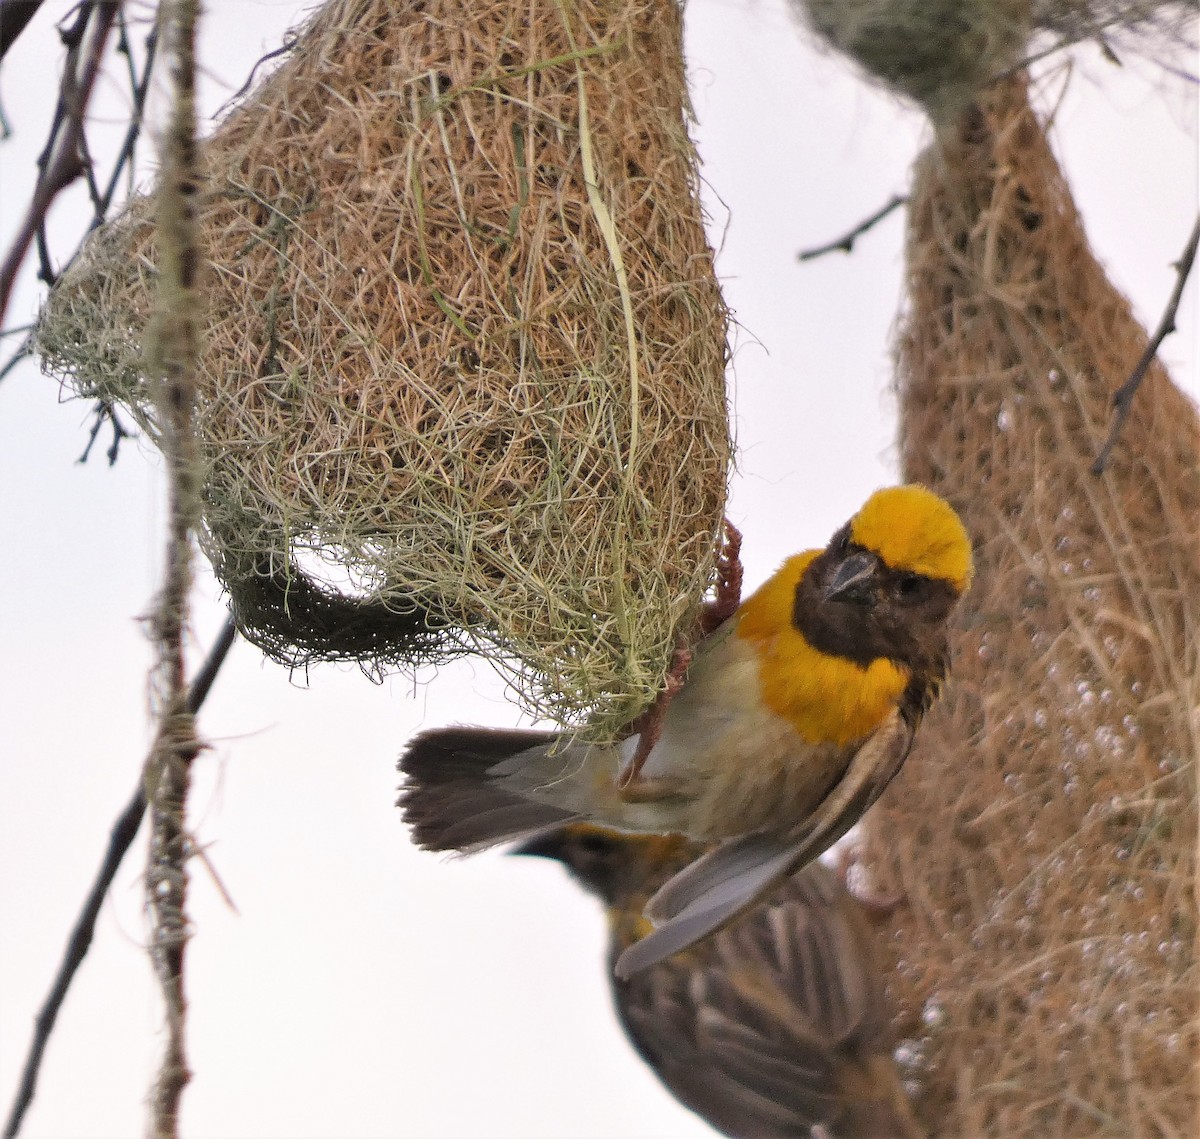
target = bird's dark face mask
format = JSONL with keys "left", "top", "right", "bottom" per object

{"left": 791, "top": 523, "right": 960, "bottom": 679}
{"left": 513, "top": 827, "right": 693, "bottom": 906}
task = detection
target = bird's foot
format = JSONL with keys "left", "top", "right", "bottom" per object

{"left": 617, "top": 644, "right": 692, "bottom": 794}
{"left": 699, "top": 519, "right": 743, "bottom": 636}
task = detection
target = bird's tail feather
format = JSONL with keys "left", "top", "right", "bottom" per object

{"left": 398, "top": 727, "right": 582, "bottom": 852}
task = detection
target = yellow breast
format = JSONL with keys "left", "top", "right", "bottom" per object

{"left": 735, "top": 551, "right": 908, "bottom": 746}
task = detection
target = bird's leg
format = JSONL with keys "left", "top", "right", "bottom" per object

{"left": 617, "top": 644, "right": 691, "bottom": 798}
{"left": 699, "top": 519, "right": 743, "bottom": 635}
{"left": 836, "top": 845, "right": 906, "bottom": 921}
{"left": 617, "top": 521, "right": 742, "bottom": 800}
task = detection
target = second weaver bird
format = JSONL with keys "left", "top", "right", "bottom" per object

{"left": 514, "top": 825, "right": 925, "bottom": 1139}
{"left": 400, "top": 485, "right": 972, "bottom": 975}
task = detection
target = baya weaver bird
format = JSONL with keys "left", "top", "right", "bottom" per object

{"left": 400, "top": 485, "right": 971, "bottom": 974}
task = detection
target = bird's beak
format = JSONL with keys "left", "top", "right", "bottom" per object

{"left": 824, "top": 550, "right": 879, "bottom": 605}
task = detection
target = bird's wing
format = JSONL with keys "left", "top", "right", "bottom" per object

{"left": 615, "top": 710, "right": 915, "bottom": 977}
{"left": 614, "top": 833, "right": 799, "bottom": 978}
{"left": 614, "top": 863, "right": 896, "bottom": 1138}
{"left": 723, "top": 863, "right": 886, "bottom": 1047}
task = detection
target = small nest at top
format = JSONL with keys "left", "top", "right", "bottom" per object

{"left": 793, "top": 0, "right": 1197, "bottom": 122}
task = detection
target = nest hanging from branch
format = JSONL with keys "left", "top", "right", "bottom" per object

{"left": 793, "top": 0, "right": 1197, "bottom": 121}
{"left": 37, "top": 0, "right": 732, "bottom": 741}
{"left": 862, "top": 74, "right": 1198, "bottom": 1134}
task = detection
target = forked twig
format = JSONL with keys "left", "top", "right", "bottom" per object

{"left": 1, "top": 5, "right": 158, "bottom": 384}
{"left": 78, "top": 399, "right": 133, "bottom": 465}
{"left": 1093, "top": 214, "right": 1200, "bottom": 475}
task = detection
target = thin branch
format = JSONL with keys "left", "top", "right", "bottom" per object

{"left": 0, "top": 2, "right": 118, "bottom": 321}
{"left": 1092, "top": 213, "right": 1200, "bottom": 475}
{"left": 112, "top": 6, "right": 138, "bottom": 99}
{"left": 185, "top": 619, "right": 240, "bottom": 716}
{"left": 1, "top": 614, "right": 237, "bottom": 1139}
{"left": 797, "top": 194, "right": 909, "bottom": 262}
{"left": 144, "top": 0, "right": 204, "bottom": 1132}
{"left": 0, "top": 333, "right": 32, "bottom": 383}
{"left": 78, "top": 399, "right": 134, "bottom": 465}
{"left": 94, "top": 21, "right": 160, "bottom": 226}
{"left": 0, "top": 0, "right": 46, "bottom": 63}
{"left": 212, "top": 33, "right": 298, "bottom": 119}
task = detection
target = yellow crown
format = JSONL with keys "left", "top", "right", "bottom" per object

{"left": 850, "top": 485, "right": 973, "bottom": 593}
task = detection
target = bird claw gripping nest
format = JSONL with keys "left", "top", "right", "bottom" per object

{"left": 618, "top": 521, "right": 743, "bottom": 797}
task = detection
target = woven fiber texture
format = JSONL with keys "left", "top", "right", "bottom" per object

{"left": 862, "top": 75, "right": 1198, "bottom": 1134}
{"left": 37, "top": 0, "right": 732, "bottom": 740}
{"left": 793, "top": 0, "right": 1196, "bottom": 121}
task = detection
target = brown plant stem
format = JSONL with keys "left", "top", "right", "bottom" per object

{"left": 143, "top": 0, "right": 204, "bottom": 1134}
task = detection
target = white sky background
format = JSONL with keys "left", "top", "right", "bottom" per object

{"left": 0, "top": 1, "right": 1195, "bottom": 1136}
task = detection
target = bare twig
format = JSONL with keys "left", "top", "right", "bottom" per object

{"left": 1092, "top": 213, "right": 1200, "bottom": 475}
{"left": 94, "top": 18, "right": 160, "bottom": 226}
{"left": 0, "top": 2, "right": 118, "bottom": 322}
{"left": 78, "top": 399, "right": 133, "bottom": 465}
{"left": 212, "top": 32, "right": 297, "bottom": 119}
{"left": 797, "top": 194, "right": 909, "bottom": 262}
{"left": 0, "top": 6, "right": 158, "bottom": 390}
{"left": 0, "top": 0, "right": 46, "bottom": 63}
{"left": 143, "top": 1, "right": 204, "bottom": 1133}
{"left": 1, "top": 614, "right": 237, "bottom": 1139}
{"left": 0, "top": 333, "right": 32, "bottom": 384}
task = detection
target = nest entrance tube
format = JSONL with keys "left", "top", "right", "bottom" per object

{"left": 37, "top": 0, "right": 732, "bottom": 741}
{"left": 863, "top": 76, "right": 1199, "bottom": 1134}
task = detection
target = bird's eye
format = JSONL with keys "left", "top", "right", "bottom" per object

{"left": 895, "top": 572, "right": 923, "bottom": 599}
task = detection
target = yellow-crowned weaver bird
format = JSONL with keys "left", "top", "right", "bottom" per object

{"left": 400, "top": 485, "right": 972, "bottom": 975}
{"left": 515, "top": 825, "right": 925, "bottom": 1139}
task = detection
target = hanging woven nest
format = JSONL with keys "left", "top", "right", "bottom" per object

{"left": 861, "top": 74, "right": 1198, "bottom": 1134}
{"left": 37, "top": 0, "right": 732, "bottom": 741}
{"left": 792, "top": 0, "right": 1197, "bottom": 121}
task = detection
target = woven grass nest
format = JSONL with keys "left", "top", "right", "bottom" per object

{"left": 862, "top": 74, "right": 1198, "bottom": 1134}
{"left": 794, "top": 0, "right": 1198, "bottom": 121}
{"left": 37, "top": 0, "right": 732, "bottom": 740}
